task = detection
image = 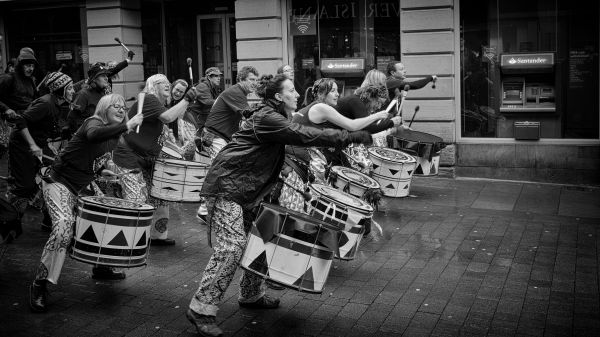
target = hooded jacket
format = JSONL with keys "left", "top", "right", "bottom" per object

{"left": 199, "top": 99, "right": 371, "bottom": 211}
{"left": 0, "top": 59, "right": 38, "bottom": 117}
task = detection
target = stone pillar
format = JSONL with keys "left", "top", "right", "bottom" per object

{"left": 235, "top": 0, "right": 285, "bottom": 76}
{"left": 85, "top": 0, "right": 144, "bottom": 101}
{"left": 400, "top": 0, "right": 457, "bottom": 168}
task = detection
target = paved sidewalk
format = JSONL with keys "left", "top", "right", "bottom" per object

{"left": 1, "top": 173, "right": 599, "bottom": 337}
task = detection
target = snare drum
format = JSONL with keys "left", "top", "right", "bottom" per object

{"left": 70, "top": 196, "right": 155, "bottom": 267}
{"left": 307, "top": 184, "right": 373, "bottom": 260}
{"left": 150, "top": 158, "right": 209, "bottom": 202}
{"left": 387, "top": 129, "right": 445, "bottom": 176}
{"left": 368, "top": 147, "right": 416, "bottom": 198}
{"left": 240, "top": 203, "right": 341, "bottom": 293}
{"left": 329, "top": 166, "right": 379, "bottom": 199}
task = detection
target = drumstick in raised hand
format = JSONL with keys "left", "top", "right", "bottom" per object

{"left": 408, "top": 105, "right": 420, "bottom": 128}
{"left": 114, "top": 37, "right": 131, "bottom": 53}
{"left": 136, "top": 92, "right": 145, "bottom": 133}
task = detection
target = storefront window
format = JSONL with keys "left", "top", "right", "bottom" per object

{"left": 141, "top": 2, "right": 164, "bottom": 79}
{"left": 290, "top": 0, "right": 400, "bottom": 103}
{"left": 461, "top": 0, "right": 599, "bottom": 139}
{"left": 5, "top": 6, "right": 84, "bottom": 83}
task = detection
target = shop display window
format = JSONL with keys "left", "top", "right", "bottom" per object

{"left": 290, "top": 0, "right": 400, "bottom": 105}
{"left": 460, "top": 0, "right": 599, "bottom": 139}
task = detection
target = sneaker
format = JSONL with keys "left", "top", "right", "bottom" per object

{"left": 238, "top": 294, "right": 280, "bottom": 309}
{"left": 150, "top": 238, "right": 176, "bottom": 246}
{"left": 92, "top": 266, "right": 126, "bottom": 280}
{"left": 196, "top": 202, "right": 208, "bottom": 225}
{"left": 186, "top": 309, "right": 223, "bottom": 337}
{"left": 29, "top": 280, "right": 48, "bottom": 313}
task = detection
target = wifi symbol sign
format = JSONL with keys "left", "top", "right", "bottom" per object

{"left": 297, "top": 24, "right": 309, "bottom": 34}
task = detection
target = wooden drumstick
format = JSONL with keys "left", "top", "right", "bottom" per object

{"left": 136, "top": 92, "right": 145, "bottom": 133}
{"left": 408, "top": 105, "right": 420, "bottom": 128}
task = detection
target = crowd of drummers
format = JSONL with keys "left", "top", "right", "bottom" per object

{"left": 0, "top": 46, "right": 436, "bottom": 337}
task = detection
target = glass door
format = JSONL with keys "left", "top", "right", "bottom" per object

{"left": 197, "top": 14, "right": 236, "bottom": 90}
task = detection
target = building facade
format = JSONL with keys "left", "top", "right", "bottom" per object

{"left": 1, "top": 0, "right": 598, "bottom": 185}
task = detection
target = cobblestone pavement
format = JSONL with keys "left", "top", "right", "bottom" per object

{"left": 1, "top": 165, "right": 599, "bottom": 336}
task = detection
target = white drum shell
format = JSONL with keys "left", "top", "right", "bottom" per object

{"left": 150, "top": 159, "right": 209, "bottom": 202}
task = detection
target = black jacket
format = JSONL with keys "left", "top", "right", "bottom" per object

{"left": 187, "top": 77, "right": 221, "bottom": 130}
{"left": 0, "top": 70, "right": 37, "bottom": 117}
{"left": 200, "top": 99, "right": 372, "bottom": 211}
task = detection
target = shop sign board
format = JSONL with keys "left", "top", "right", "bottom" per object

{"left": 321, "top": 58, "right": 365, "bottom": 73}
{"left": 56, "top": 51, "right": 73, "bottom": 61}
{"left": 500, "top": 53, "right": 554, "bottom": 68}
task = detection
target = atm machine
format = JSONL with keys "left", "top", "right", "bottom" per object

{"left": 498, "top": 53, "right": 560, "bottom": 138}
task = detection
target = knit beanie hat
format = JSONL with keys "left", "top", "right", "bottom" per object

{"left": 17, "top": 47, "right": 38, "bottom": 66}
{"left": 46, "top": 72, "right": 73, "bottom": 93}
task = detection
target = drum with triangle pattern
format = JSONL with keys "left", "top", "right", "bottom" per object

{"left": 240, "top": 203, "right": 341, "bottom": 293}
{"left": 70, "top": 196, "right": 155, "bottom": 267}
{"left": 368, "top": 147, "right": 416, "bottom": 198}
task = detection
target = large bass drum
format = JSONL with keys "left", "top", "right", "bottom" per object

{"left": 70, "top": 196, "right": 155, "bottom": 267}
{"left": 307, "top": 184, "right": 373, "bottom": 260}
{"left": 240, "top": 203, "right": 341, "bottom": 293}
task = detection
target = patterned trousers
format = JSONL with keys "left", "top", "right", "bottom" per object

{"left": 35, "top": 181, "right": 78, "bottom": 284}
{"left": 189, "top": 198, "right": 265, "bottom": 317}
{"left": 114, "top": 166, "right": 170, "bottom": 240}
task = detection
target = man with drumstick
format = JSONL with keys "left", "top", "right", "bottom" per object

{"left": 386, "top": 61, "right": 437, "bottom": 99}
{"left": 111, "top": 74, "right": 198, "bottom": 246}
{"left": 195, "top": 66, "right": 259, "bottom": 221}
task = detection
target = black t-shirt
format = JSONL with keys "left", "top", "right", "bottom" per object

{"left": 51, "top": 117, "right": 127, "bottom": 193}
{"left": 112, "top": 94, "right": 166, "bottom": 169}
{"left": 204, "top": 83, "right": 249, "bottom": 142}
{"left": 336, "top": 95, "right": 393, "bottom": 134}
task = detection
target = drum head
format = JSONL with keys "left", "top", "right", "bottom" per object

{"left": 155, "top": 157, "right": 209, "bottom": 168}
{"left": 310, "top": 184, "right": 373, "bottom": 212}
{"left": 331, "top": 166, "right": 379, "bottom": 189}
{"left": 161, "top": 146, "right": 183, "bottom": 159}
{"left": 79, "top": 196, "right": 154, "bottom": 211}
{"left": 368, "top": 147, "right": 416, "bottom": 164}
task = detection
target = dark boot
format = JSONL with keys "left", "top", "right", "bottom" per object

{"left": 29, "top": 280, "right": 48, "bottom": 313}
{"left": 92, "top": 266, "right": 126, "bottom": 280}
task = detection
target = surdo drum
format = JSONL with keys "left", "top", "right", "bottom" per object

{"left": 150, "top": 158, "right": 209, "bottom": 202}
{"left": 307, "top": 184, "right": 373, "bottom": 260}
{"left": 387, "top": 129, "right": 446, "bottom": 176}
{"left": 70, "top": 196, "right": 155, "bottom": 267}
{"left": 240, "top": 203, "right": 341, "bottom": 293}
{"left": 367, "top": 147, "right": 416, "bottom": 198}
{"left": 329, "top": 166, "right": 380, "bottom": 199}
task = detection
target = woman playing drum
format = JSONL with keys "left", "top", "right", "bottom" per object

{"left": 186, "top": 74, "right": 374, "bottom": 337}
{"left": 278, "top": 78, "right": 392, "bottom": 212}
{"left": 29, "top": 94, "right": 143, "bottom": 313}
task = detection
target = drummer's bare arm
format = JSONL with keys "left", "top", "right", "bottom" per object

{"left": 158, "top": 95, "right": 191, "bottom": 123}
{"left": 310, "top": 103, "right": 386, "bottom": 131}
{"left": 254, "top": 112, "right": 372, "bottom": 148}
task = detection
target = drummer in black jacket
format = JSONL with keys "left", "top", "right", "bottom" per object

{"left": 185, "top": 74, "right": 374, "bottom": 337}
{"left": 29, "top": 94, "right": 143, "bottom": 313}
{"left": 385, "top": 61, "right": 437, "bottom": 99}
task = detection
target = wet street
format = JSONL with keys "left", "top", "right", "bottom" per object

{"left": 1, "top": 173, "right": 599, "bottom": 337}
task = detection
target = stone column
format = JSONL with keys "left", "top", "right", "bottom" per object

{"left": 85, "top": 0, "right": 144, "bottom": 101}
